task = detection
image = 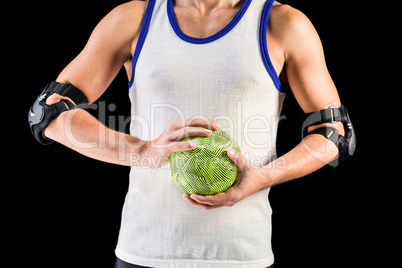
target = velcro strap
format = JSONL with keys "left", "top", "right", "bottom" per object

{"left": 304, "top": 107, "right": 342, "bottom": 125}
{"left": 47, "top": 81, "right": 88, "bottom": 106}
{"left": 322, "top": 108, "right": 340, "bottom": 122}
{"left": 309, "top": 127, "right": 343, "bottom": 167}
{"left": 302, "top": 106, "right": 345, "bottom": 138}
{"left": 309, "top": 127, "right": 340, "bottom": 146}
{"left": 61, "top": 83, "right": 88, "bottom": 105}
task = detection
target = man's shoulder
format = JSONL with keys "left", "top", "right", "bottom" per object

{"left": 111, "top": 0, "right": 148, "bottom": 21}
{"left": 95, "top": 0, "right": 149, "bottom": 44}
{"left": 269, "top": 3, "right": 314, "bottom": 39}
{"left": 269, "top": 3, "right": 320, "bottom": 56}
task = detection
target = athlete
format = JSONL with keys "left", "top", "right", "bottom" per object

{"left": 28, "top": 0, "right": 355, "bottom": 267}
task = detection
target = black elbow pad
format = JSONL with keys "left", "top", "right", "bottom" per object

{"left": 302, "top": 105, "right": 356, "bottom": 167}
{"left": 28, "top": 81, "right": 88, "bottom": 145}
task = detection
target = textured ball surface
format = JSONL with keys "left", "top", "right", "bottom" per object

{"left": 170, "top": 130, "right": 241, "bottom": 195}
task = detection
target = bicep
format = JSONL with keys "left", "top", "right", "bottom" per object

{"left": 56, "top": 3, "right": 142, "bottom": 103}
{"left": 284, "top": 9, "right": 340, "bottom": 113}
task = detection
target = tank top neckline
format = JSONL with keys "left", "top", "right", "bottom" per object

{"left": 167, "top": 0, "right": 253, "bottom": 44}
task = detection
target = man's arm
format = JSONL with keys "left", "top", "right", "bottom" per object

{"left": 42, "top": 2, "right": 147, "bottom": 165}
{"left": 40, "top": 2, "right": 142, "bottom": 164}
{"left": 184, "top": 5, "right": 346, "bottom": 209}
{"left": 42, "top": 1, "right": 218, "bottom": 166}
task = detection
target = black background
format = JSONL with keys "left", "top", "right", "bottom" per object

{"left": 8, "top": 0, "right": 379, "bottom": 267}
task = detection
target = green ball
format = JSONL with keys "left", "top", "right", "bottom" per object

{"left": 170, "top": 129, "right": 241, "bottom": 195}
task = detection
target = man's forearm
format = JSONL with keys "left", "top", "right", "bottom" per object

{"left": 261, "top": 134, "right": 339, "bottom": 187}
{"left": 45, "top": 108, "right": 146, "bottom": 166}
{"left": 183, "top": 133, "right": 341, "bottom": 209}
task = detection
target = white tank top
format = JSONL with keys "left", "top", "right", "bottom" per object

{"left": 116, "top": 0, "right": 286, "bottom": 267}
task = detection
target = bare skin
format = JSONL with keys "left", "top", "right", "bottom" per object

{"left": 44, "top": 0, "right": 344, "bottom": 209}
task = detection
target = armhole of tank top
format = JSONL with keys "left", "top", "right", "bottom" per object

{"left": 259, "top": 0, "right": 287, "bottom": 93}
{"left": 128, "top": 0, "right": 156, "bottom": 90}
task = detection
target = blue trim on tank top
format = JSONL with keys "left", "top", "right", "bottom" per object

{"left": 129, "top": 0, "right": 287, "bottom": 93}
{"left": 167, "top": 0, "right": 252, "bottom": 44}
{"left": 259, "top": 0, "right": 287, "bottom": 93}
{"left": 128, "top": 0, "right": 156, "bottom": 89}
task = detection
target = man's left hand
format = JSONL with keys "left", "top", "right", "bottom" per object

{"left": 182, "top": 149, "right": 270, "bottom": 210}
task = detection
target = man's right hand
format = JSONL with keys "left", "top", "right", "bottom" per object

{"left": 138, "top": 118, "right": 220, "bottom": 169}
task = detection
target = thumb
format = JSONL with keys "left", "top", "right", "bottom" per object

{"left": 226, "top": 149, "right": 249, "bottom": 170}
{"left": 169, "top": 141, "right": 197, "bottom": 154}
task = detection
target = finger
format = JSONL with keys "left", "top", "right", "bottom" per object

{"left": 173, "top": 118, "right": 220, "bottom": 131}
{"left": 182, "top": 194, "right": 223, "bottom": 210}
{"left": 226, "top": 149, "right": 250, "bottom": 170}
{"left": 169, "top": 141, "right": 197, "bottom": 153}
{"left": 190, "top": 191, "right": 237, "bottom": 207}
{"left": 170, "top": 126, "right": 213, "bottom": 141}
{"left": 185, "top": 118, "right": 220, "bottom": 130}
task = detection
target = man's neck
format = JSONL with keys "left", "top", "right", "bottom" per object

{"left": 174, "top": 0, "right": 244, "bottom": 13}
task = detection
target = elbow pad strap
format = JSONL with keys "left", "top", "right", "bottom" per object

{"left": 308, "top": 127, "right": 340, "bottom": 146}
{"left": 28, "top": 81, "right": 88, "bottom": 145}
